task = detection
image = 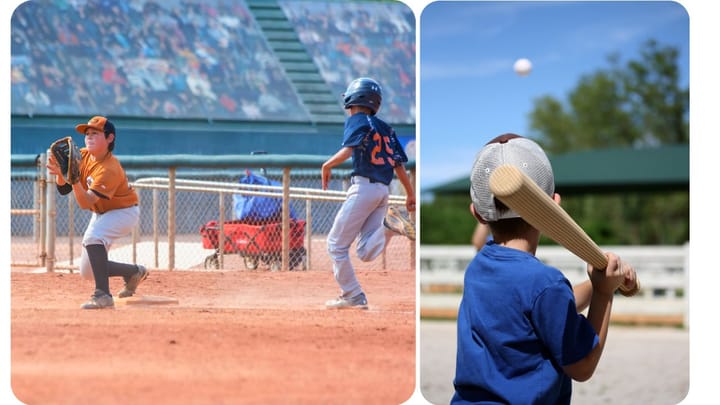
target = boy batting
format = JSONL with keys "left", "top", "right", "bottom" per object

{"left": 452, "top": 134, "right": 639, "bottom": 403}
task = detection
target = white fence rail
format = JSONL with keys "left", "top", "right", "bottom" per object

{"left": 12, "top": 153, "right": 414, "bottom": 273}
{"left": 421, "top": 244, "right": 689, "bottom": 326}
{"left": 129, "top": 176, "right": 410, "bottom": 272}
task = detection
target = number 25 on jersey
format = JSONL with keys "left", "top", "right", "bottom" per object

{"left": 370, "top": 132, "right": 396, "bottom": 167}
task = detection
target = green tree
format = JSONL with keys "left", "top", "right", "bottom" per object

{"left": 530, "top": 40, "right": 688, "bottom": 151}
{"left": 420, "top": 194, "right": 478, "bottom": 245}
{"left": 528, "top": 40, "right": 689, "bottom": 245}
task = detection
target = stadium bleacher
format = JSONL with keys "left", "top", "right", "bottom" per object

{"left": 11, "top": 0, "right": 416, "bottom": 124}
{"left": 280, "top": 1, "right": 415, "bottom": 124}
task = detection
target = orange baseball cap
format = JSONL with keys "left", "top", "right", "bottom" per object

{"left": 75, "top": 116, "right": 115, "bottom": 135}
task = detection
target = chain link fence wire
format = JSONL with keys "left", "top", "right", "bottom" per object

{"left": 11, "top": 158, "right": 415, "bottom": 274}
{"left": 10, "top": 157, "right": 45, "bottom": 267}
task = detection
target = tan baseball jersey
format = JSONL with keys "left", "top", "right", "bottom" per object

{"left": 79, "top": 148, "right": 138, "bottom": 214}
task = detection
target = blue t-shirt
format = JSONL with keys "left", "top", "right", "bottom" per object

{"left": 452, "top": 241, "right": 599, "bottom": 405}
{"left": 342, "top": 112, "right": 408, "bottom": 185}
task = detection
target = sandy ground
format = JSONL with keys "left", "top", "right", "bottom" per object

{"left": 419, "top": 320, "right": 689, "bottom": 405}
{"left": 10, "top": 269, "right": 415, "bottom": 405}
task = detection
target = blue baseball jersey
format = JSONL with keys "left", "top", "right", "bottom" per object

{"left": 342, "top": 112, "right": 408, "bottom": 185}
{"left": 452, "top": 241, "right": 599, "bottom": 405}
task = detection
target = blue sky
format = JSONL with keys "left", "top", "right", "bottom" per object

{"left": 418, "top": 1, "right": 690, "bottom": 191}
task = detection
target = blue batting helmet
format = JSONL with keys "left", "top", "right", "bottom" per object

{"left": 342, "top": 77, "right": 382, "bottom": 114}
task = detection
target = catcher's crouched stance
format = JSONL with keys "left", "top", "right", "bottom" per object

{"left": 47, "top": 116, "right": 148, "bottom": 309}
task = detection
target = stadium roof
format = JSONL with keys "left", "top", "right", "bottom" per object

{"left": 426, "top": 144, "right": 689, "bottom": 195}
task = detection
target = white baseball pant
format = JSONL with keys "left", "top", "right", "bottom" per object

{"left": 326, "top": 176, "right": 389, "bottom": 298}
{"left": 79, "top": 205, "right": 139, "bottom": 280}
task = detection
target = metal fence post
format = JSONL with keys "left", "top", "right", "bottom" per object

{"left": 132, "top": 191, "right": 140, "bottom": 265}
{"left": 168, "top": 167, "right": 176, "bottom": 271}
{"left": 153, "top": 188, "right": 159, "bottom": 269}
{"left": 44, "top": 151, "right": 56, "bottom": 272}
{"left": 218, "top": 191, "right": 225, "bottom": 269}
{"left": 38, "top": 153, "right": 48, "bottom": 267}
{"left": 68, "top": 189, "right": 74, "bottom": 269}
{"left": 305, "top": 199, "right": 312, "bottom": 270}
{"left": 282, "top": 167, "right": 290, "bottom": 271}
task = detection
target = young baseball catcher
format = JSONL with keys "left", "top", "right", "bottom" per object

{"left": 47, "top": 116, "right": 148, "bottom": 309}
{"left": 321, "top": 77, "right": 416, "bottom": 309}
{"left": 452, "top": 134, "right": 639, "bottom": 403}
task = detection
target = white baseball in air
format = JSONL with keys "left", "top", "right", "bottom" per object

{"left": 513, "top": 58, "right": 532, "bottom": 76}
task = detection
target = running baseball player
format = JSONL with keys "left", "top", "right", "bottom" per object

{"left": 47, "top": 116, "right": 148, "bottom": 309}
{"left": 321, "top": 77, "right": 416, "bottom": 309}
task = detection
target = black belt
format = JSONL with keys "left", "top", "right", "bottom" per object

{"left": 352, "top": 175, "right": 388, "bottom": 185}
{"left": 366, "top": 177, "right": 388, "bottom": 185}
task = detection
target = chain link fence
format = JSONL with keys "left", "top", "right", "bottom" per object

{"left": 10, "top": 156, "right": 46, "bottom": 267}
{"left": 10, "top": 155, "right": 415, "bottom": 273}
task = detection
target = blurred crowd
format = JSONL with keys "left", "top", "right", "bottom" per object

{"left": 281, "top": 1, "right": 415, "bottom": 124}
{"left": 11, "top": 0, "right": 305, "bottom": 121}
{"left": 11, "top": 0, "right": 416, "bottom": 124}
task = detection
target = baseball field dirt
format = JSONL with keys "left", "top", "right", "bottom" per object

{"left": 10, "top": 269, "right": 415, "bottom": 404}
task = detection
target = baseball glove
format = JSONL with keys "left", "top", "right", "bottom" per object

{"left": 50, "top": 136, "right": 82, "bottom": 184}
{"left": 383, "top": 205, "right": 416, "bottom": 241}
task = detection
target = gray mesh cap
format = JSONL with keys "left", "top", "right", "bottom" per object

{"left": 470, "top": 134, "right": 555, "bottom": 222}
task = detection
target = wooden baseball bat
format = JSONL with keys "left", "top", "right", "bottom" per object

{"left": 489, "top": 164, "right": 639, "bottom": 294}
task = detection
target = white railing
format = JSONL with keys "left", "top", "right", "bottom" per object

{"left": 128, "top": 177, "right": 410, "bottom": 271}
{"left": 37, "top": 170, "right": 411, "bottom": 272}
{"left": 13, "top": 153, "right": 416, "bottom": 272}
{"left": 420, "top": 244, "right": 689, "bottom": 326}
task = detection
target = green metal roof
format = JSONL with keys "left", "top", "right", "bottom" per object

{"left": 427, "top": 144, "right": 689, "bottom": 195}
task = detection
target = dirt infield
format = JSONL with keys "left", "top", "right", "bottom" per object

{"left": 10, "top": 268, "right": 415, "bottom": 404}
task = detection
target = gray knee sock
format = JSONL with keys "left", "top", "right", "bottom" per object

{"left": 85, "top": 244, "right": 110, "bottom": 296}
{"left": 108, "top": 261, "right": 139, "bottom": 279}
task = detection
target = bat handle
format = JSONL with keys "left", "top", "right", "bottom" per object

{"left": 588, "top": 255, "right": 608, "bottom": 270}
